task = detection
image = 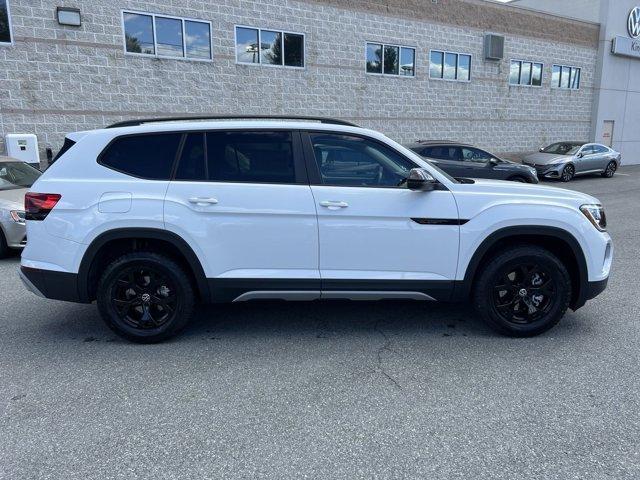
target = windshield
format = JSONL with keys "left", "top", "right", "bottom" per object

{"left": 0, "top": 162, "right": 41, "bottom": 191}
{"left": 541, "top": 142, "right": 583, "bottom": 156}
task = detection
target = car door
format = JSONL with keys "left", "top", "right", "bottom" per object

{"left": 590, "top": 145, "right": 610, "bottom": 171}
{"left": 459, "top": 147, "right": 496, "bottom": 179}
{"left": 304, "top": 131, "right": 460, "bottom": 300}
{"left": 164, "top": 130, "right": 320, "bottom": 301}
{"left": 575, "top": 145, "right": 595, "bottom": 173}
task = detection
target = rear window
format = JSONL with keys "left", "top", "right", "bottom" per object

{"left": 100, "top": 133, "right": 182, "bottom": 179}
{"left": 423, "top": 146, "right": 459, "bottom": 161}
{"left": 175, "top": 131, "right": 295, "bottom": 184}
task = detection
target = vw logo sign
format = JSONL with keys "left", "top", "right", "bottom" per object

{"left": 629, "top": 7, "right": 640, "bottom": 38}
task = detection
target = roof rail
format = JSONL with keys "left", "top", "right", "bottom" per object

{"left": 106, "top": 115, "right": 359, "bottom": 129}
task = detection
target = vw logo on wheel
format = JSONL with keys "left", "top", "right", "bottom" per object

{"left": 629, "top": 7, "right": 640, "bottom": 38}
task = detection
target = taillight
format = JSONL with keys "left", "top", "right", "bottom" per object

{"left": 25, "top": 193, "right": 61, "bottom": 221}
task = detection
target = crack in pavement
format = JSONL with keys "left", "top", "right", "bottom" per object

{"left": 373, "top": 319, "right": 402, "bottom": 390}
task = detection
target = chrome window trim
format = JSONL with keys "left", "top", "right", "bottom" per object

{"left": 121, "top": 9, "right": 213, "bottom": 62}
{"left": 234, "top": 25, "right": 306, "bottom": 69}
{"left": 508, "top": 59, "right": 544, "bottom": 87}
{"left": 428, "top": 49, "right": 472, "bottom": 83}
{"left": 0, "top": 0, "right": 13, "bottom": 46}
{"left": 364, "top": 41, "right": 417, "bottom": 78}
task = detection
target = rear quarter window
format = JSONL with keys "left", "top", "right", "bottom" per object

{"left": 99, "top": 133, "right": 182, "bottom": 180}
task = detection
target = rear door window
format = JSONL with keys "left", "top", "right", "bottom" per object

{"left": 206, "top": 131, "right": 295, "bottom": 184}
{"left": 422, "top": 146, "right": 460, "bottom": 161}
{"left": 100, "top": 133, "right": 182, "bottom": 179}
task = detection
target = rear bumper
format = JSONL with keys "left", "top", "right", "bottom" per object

{"left": 20, "top": 266, "right": 85, "bottom": 303}
{"left": 1, "top": 220, "right": 26, "bottom": 249}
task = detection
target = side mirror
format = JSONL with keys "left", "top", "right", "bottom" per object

{"left": 406, "top": 168, "right": 437, "bottom": 192}
{"left": 577, "top": 152, "right": 584, "bottom": 158}
{"left": 539, "top": 146, "right": 544, "bottom": 152}
{"left": 489, "top": 158, "right": 499, "bottom": 166}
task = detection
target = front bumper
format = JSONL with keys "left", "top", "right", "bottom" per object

{"left": 20, "top": 266, "right": 84, "bottom": 303}
{"left": 523, "top": 162, "right": 565, "bottom": 179}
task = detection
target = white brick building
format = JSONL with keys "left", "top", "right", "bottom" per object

{"left": 0, "top": 0, "right": 636, "bottom": 163}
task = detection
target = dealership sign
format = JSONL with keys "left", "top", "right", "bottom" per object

{"left": 629, "top": 7, "right": 640, "bottom": 38}
{"left": 612, "top": 36, "right": 640, "bottom": 58}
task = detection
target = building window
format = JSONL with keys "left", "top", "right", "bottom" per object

{"left": 552, "top": 64, "right": 581, "bottom": 90}
{"left": 430, "top": 50, "right": 471, "bottom": 82}
{"left": 365, "top": 43, "right": 416, "bottom": 77}
{"left": 122, "top": 11, "right": 212, "bottom": 61}
{"left": 0, "top": 0, "right": 13, "bottom": 44}
{"left": 509, "top": 60, "right": 543, "bottom": 86}
{"left": 235, "top": 26, "right": 304, "bottom": 68}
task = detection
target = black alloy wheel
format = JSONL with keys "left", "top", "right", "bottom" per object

{"left": 111, "top": 266, "right": 177, "bottom": 330}
{"left": 561, "top": 164, "right": 575, "bottom": 182}
{"left": 492, "top": 263, "right": 556, "bottom": 325}
{"left": 97, "top": 252, "right": 195, "bottom": 343}
{"left": 602, "top": 161, "right": 617, "bottom": 178}
{"left": 473, "top": 245, "right": 571, "bottom": 337}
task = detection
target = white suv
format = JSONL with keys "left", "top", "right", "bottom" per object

{"left": 20, "top": 117, "right": 612, "bottom": 342}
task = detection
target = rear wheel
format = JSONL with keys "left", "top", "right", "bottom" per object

{"left": 97, "top": 252, "right": 195, "bottom": 343}
{"left": 473, "top": 246, "right": 571, "bottom": 337}
{"left": 561, "top": 164, "right": 574, "bottom": 182}
{"left": 601, "top": 161, "right": 617, "bottom": 178}
{"left": 0, "top": 231, "right": 8, "bottom": 259}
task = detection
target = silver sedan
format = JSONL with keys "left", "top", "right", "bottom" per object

{"left": 0, "top": 156, "right": 41, "bottom": 258}
{"left": 522, "top": 142, "right": 621, "bottom": 182}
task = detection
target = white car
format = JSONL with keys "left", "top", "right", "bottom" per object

{"left": 20, "top": 116, "right": 612, "bottom": 342}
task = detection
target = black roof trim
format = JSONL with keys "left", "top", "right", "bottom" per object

{"left": 106, "top": 115, "right": 360, "bottom": 129}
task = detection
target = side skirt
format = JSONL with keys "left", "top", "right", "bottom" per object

{"left": 208, "top": 279, "right": 454, "bottom": 303}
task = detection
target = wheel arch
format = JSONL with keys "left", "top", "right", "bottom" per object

{"left": 78, "top": 228, "right": 210, "bottom": 303}
{"left": 454, "top": 226, "right": 589, "bottom": 310}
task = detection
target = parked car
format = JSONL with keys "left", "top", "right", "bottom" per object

{"left": 406, "top": 140, "right": 538, "bottom": 183}
{"left": 0, "top": 156, "right": 41, "bottom": 258}
{"left": 20, "top": 116, "right": 611, "bottom": 342}
{"left": 523, "top": 142, "right": 621, "bottom": 182}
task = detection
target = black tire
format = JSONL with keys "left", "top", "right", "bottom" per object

{"left": 0, "top": 230, "right": 8, "bottom": 259}
{"left": 560, "top": 164, "right": 574, "bottom": 182}
{"left": 472, "top": 245, "right": 571, "bottom": 337}
{"left": 97, "top": 252, "right": 195, "bottom": 343}
{"left": 601, "top": 161, "right": 617, "bottom": 178}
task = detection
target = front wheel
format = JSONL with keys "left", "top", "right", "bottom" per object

{"left": 561, "top": 164, "right": 574, "bottom": 182}
{"left": 601, "top": 161, "right": 617, "bottom": 178}
{"left": 97, "top": 252, "right": 195, "bottom": 343}
{"left": 473, "top": 246, "right": 572, "bottom": 337}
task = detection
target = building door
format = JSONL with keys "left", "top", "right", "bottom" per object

{"left": 602, "top": 121, "right": 614, "bottom": 148}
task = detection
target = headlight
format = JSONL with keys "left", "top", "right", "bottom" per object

{"left": 580, "top": 204, "right": 607, "bottom": 232}
{"left": 9, "top": 210, "right": 26, "bottom": 223}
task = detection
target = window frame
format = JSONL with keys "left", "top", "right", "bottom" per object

{"left": 301, "top": 130, "right": 423, "bottom": 189}
{"left": 0, "top": 0, "right": 14, "bottom": 46}
{"left": 551, "top": 64, "right": 581, "bottom": 90}
{"left": 509, "top": 59, "right": 544, "bottom": 87}
{"left": 234, "top": 25, "right": 306, "bottom": 70}
{"left": 121, "top": 10, "right": 213, "bottom": 62}
{"left": 428, "top": 49, "right": 472, "bottom": 83}
{"left": 364, "top": 41, "right": 417, "bottom": 78}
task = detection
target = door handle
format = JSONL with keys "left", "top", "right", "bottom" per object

{"left": 319, "top": 200, "right": 348, "bottom": 210}
{"left": 188, "top": 197, "right": 218, "bottom": 206}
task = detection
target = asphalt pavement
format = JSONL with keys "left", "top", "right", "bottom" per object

{"left": 1, "top": 167, "right": 639, "bottom": 479}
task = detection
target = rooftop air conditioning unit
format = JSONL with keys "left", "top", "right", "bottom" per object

{"left": 484, "top": 34, "right": 505, "bottom": 60}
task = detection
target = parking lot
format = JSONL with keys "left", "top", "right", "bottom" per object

{"left": 1, "top": 168, "right": 639, "bottom": 479}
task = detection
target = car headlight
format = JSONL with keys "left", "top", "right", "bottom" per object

{"left": 9, "top": 210, "right": 26, "bottom": 224}
{"left": 580, "top": 204, "right": 607, "bottom": 232}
